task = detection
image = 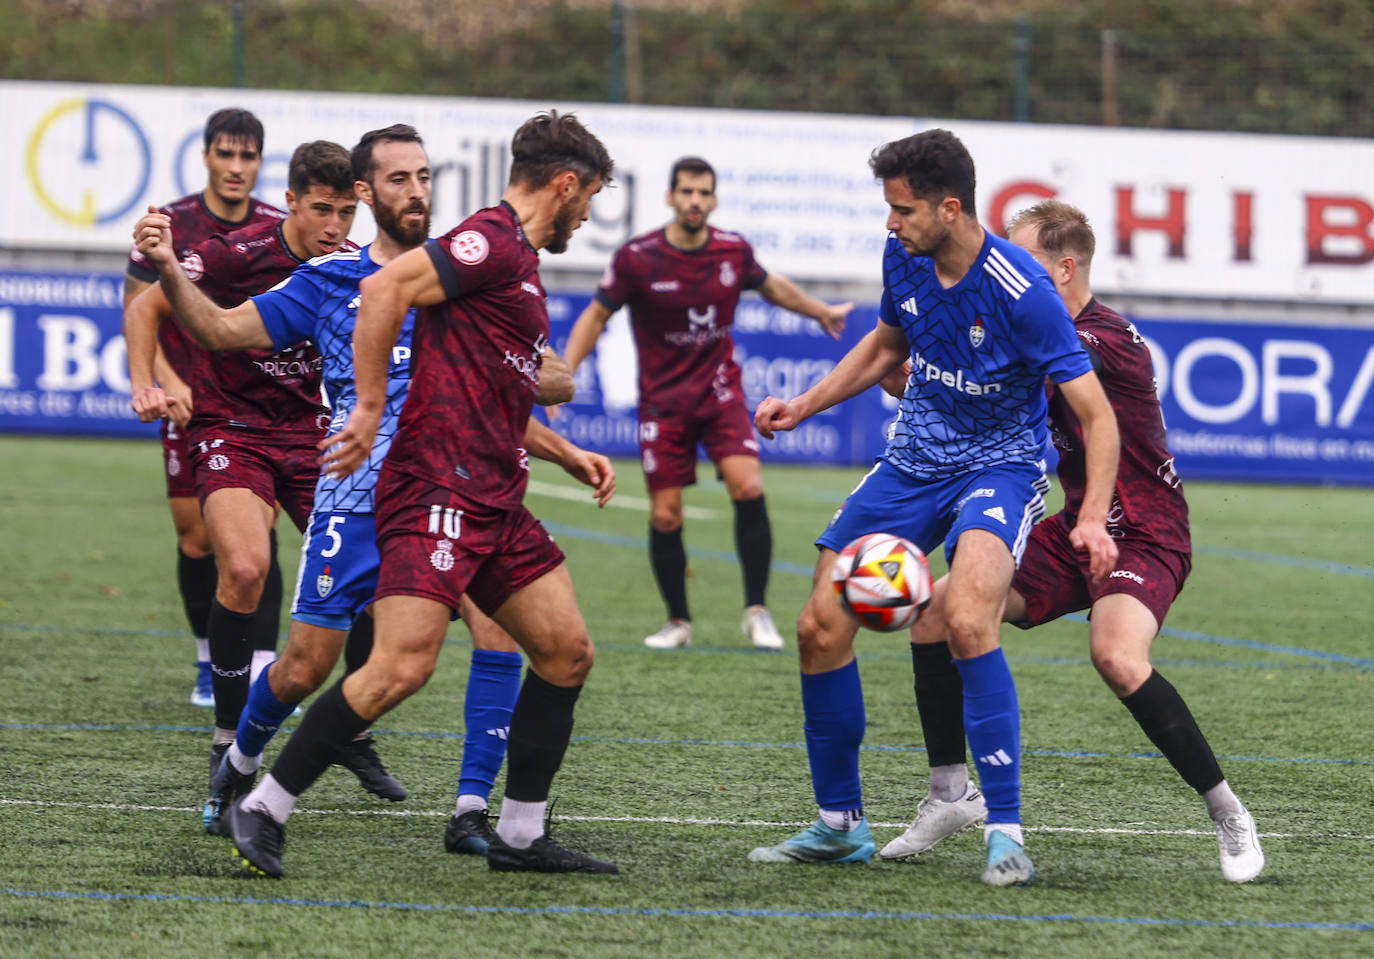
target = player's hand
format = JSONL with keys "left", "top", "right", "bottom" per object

{"left": 1070, "top": 518, "right": 1119, "bottom": 583}
{"left": 130, "top": 384, "right": 170, "bottom": 422}
{"left": 754, "top": 396, "right": 800, "bottom": 439}
{"left": 818, "top": 301, "right": 854, "bottom": 339}
{"left": 319, "top": 407, "right": 381, "bottom": 479}
{"left": 562, "top": 449, "right": 616, "bottom": 507}
{"left": 133, "top": 206, "right": 177, "bottom": 270}
{"left": 878, "top": 360, "right": 912, "bottom": 398}
{"left": 162, "top": 378, "right": 194, "bottom": 430}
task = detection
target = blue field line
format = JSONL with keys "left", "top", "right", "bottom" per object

{"left": 3, "top": 722, "right": 1369, "bottom": 768}
{"left": 1193, "top": 543, "right": 1374, "bottom": 579}
{"left": 2, "top": 887, "right": 1370, "bottom": 931}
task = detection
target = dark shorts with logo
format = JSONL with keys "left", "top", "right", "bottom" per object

{"left": 1011, "top": 512, "right": 1191, "bottom": 630}
{"left": 374, "top": 471, "right": 564, "bottom": 616}
{"left": 638, "top": 395, "right": 758, "bottom": 492}
{"left": 161, "top": 419, "right": 197, "bottom": 499}
{"left": 188, "top": 427, "right": 320, "bottom": 532}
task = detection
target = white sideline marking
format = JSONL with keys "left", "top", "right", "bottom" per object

{"left": 525, "top": 479, "right": 720, "bottom": 520}
{"left": 1, "top": 798, "right": 1367, "bottom": 840}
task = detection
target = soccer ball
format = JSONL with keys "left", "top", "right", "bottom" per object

{"left": 831, "top": 533, "right": 933, "bottom": 632}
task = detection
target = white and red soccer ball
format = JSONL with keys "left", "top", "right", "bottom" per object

{"left": 831, "top": 532, "right": 933, "bottom": 632}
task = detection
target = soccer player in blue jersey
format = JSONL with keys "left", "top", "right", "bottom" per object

{"left": 132, "top": 124, "right": 608, "bottom": 848}
{"left": 751, "top": 129, "right": 1120, "bottom": 885}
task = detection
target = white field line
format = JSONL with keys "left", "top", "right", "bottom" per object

{"left": 525, "top": 478, "right": 720, "bottom": 520}
{"left": 2, "top": 798, "right": 1369, "bottom": 841}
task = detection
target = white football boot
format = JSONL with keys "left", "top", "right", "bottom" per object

{"left": 643, "top": 620, "right": 692, "bottom": 649}
{"left": 880, "top": 782, "right": 988, "bottom": 860}
{"left": 1214, "top": 808, "right": 1265, "bottom": 882}
{"left": 742, "top": 606, "right": 785, "bottom": 650}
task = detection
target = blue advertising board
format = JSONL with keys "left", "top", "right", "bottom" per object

{"left": 2, "top": 267, "right": 1371, "bottom": 486}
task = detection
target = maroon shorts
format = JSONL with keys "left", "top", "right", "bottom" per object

{"left": 374, "top": 472, "right": 565, "bottom": 617}
{"left": 161, "top": 419, "right": 197, "bottom": 499}
{"left": 1011, "top": 512, "right": 1191, "bottom": 631}
{"left": 638, "top": 397, "right": 760, "bottom": 492}
{"left": 188, "top": 428, "right": 319, "bottom": 532}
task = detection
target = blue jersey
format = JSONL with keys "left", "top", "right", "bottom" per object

{"left": 878, "top": 231, "right": 1091, "bottom": 480}
{"left": 254, "top": 245, "right": 415, "bottom": 513}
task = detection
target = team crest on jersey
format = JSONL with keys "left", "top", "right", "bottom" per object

{"left": 316, "top": 565, "right": 334, "bottom": 598}
{"left": 451, "top": 230, "right": 489, "bottom": 265}
{"left": 180, "top": 253, "right": 204, "bottom": 281}
{"left": 719, "top": 260, "right": 737, "bottom": 288}
{"left": 430, "top": 539, "right": 455, "bottom": 572}
{"left": 207, "top": 453, "right": 230, "bottom": 471}
{"left": 969, "top": 317, "right": 986, "bottom": 348}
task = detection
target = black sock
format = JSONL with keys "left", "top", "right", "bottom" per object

{"left": 176, "top": 548, "right": 217, "bottom": 641}
{"left": 269, "top": 679, "right": 370, "bottom": 797}
{"left": 733, "top": 494, "right": 771, "bottom": 608}
{"left": 912, "top": 641, "right": 967, "bottom": 768}
{"left": 252, "top": 529, "right": 283, "bottom": 653}
{"left": 649, "top": 525, "right": 690, "bottom": 622}
{"left": 503, "top": 669, "right": 582, "bottom": 802}
{"left": 343, "top": 614, "right": 374, "bottom": 675}
{"left": 1120, "top": 669, "right": 1224, "bottom": 794}
{"left": 207, "top": 599, "right": 255, "bottom": 731}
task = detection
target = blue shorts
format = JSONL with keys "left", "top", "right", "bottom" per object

{"left": 291, "top": 511, "right": 381, "bottom": 630}
{"left": 816, "top": 458, "right": 1050, "bottom": 565}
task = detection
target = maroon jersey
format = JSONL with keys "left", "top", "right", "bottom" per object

{"left": 182, "top": 219, "right": 331, "bottom": 440}
{"left": 126, "top": 193, "right": 284, "bottom": 379}
{"left": 384, "top": 202, "right": 548, "bottom": 511}
{"left": 1049, "top": 299, "right": 1190, "bottom": 552}
{"left": 596, "top": 226, "right": 768, "bottom": 416}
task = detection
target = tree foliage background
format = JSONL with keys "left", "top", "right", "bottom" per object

{"left": 6, "top": 0, "right": 1374, "bottom": 137}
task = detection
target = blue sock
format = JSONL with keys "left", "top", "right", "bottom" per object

{"left": 800, "top": 659, "right": 866, "bottom": 811}
{"left": 956, "top": 647, "right": 1022, "bottom": 825}
{"left": 458, "top": 649, "right": 523, "bottom": 802}
{"left": 235, "top": 663, "right": 298, "bottom": 759}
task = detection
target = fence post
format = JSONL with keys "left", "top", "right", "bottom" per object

{"left": 1014, "top": 14, "right": 1031, "bottom": 121}
{"left": 232, "top": 0, "right": 246, "bottom": 88}
{"left": 1101, "top": 28, "right": 1120, "bottom": 125}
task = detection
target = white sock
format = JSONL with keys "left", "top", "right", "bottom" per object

{"left": 985, "top": 823, "right": 1025, "bottom": 846}
{"left": 249, "top": 650, "right": 276, "bottom": 685}
{"left": 930, "top": 764, "right": 969, "bottom": 802}
{"left": 243, "top": 774, "right": 297, "bottom": 825}
{"left": 195, "top": 637, "right": 210, "bottom": 661}
{"left": 456, "top": 793, "right": 488, "bottom": 817}
{"left": 226, "top": 742, "right": 262, "bottom": 776}
{"left": 1204, "top": 780, "right": 1244, "bottom": 820}
{"left": 819, "top": 808, "right": 864, "bottom": 831}
{"left": 495, "top": 797, "right": 546, "bottom": 849}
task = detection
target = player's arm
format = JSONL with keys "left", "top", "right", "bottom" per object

{"left": 151, "top": 347, "right": 193, "bottom": 430}
{"left": 131, "top": 208, "right": 272, "bottom": 351}
{"left": 1056, "top": 370, "right": 1121, "bottom": 581}
{"left": 323, "top": 245, "right": 446, "bottom": 478}
{"left": 123, "top": 280, "right": 175, "bottom": 423}
{"left": 562, "top": 298, "right": 614, "bottom": 375}
{"left": 536, "top": 346, "right": 574, "bottom": 405}
{"left": 755, "top": 319, "right": 907, "bottom": 438}
{"left": 757, "top": 273, "right": 853, "bottom": 339}
{"left": 523, "top": 418, "right": 615, "bottom": 507}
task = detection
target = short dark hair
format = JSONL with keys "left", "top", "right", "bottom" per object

{"left": 869, "top": 129, "right": 978, "bottom": 217}
{"left": 508, "top": 110, "right": 614, "bottom": 190}
{"left": 203, "top": 108, "right": 264, "bottom": 154}
{"left": 287, "top": 140, "right": 355, "bottom": 197}
{"left": 1007, "top": 199, "right": 1096, "bottom": 264}
{"left": 351, "top": 124, "right": 425, "bottom": 184}
{"left": 669, "top": 156, "right": 715, "bottom": 191}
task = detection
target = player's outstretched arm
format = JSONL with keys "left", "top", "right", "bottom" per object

{"left": 324, "top": 246, "right": 445, "bottom": 479}
{"left": 523, "top": 418, "right": 616, "bottom": 507}
{"left": 123, "top": 280, "right": 174, "bottom": 423}
{"left": 758, "top": 273, "right": 853, "bottom": 339}
{"left": 132, "top": 209, "right": 272, "bottom": 351}
{"left": 563, "top": 299, "right": 614, "bottom": 375}
{"left": 536, "top": 346, "right": 575, "bottom": 406}
{"left": 755, "top": 321, "right": 907, "bottom": 438}
{"left": 1058, "top": 370, "right": 1121, "bottom": 581}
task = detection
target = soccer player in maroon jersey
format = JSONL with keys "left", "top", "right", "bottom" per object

{"left": 564, "top": 156, "right": 853, "bottom": 651}
{"left": 122, "top": 108, "right": 285, "bottom": 709}
{"left": 124, "top": 140, "right": 365, "bottom": 833}
{"left": 884, "top": 199, "right": 1264, "bottom": 883}
{"left": 221, "top": 110, "right": 619, "bottom": 879}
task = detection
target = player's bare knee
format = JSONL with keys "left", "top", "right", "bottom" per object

{"left": 1091, "top": 648, "right": 1149, "bottom": 696}
{"left": 944, "top": 609, "right": 998, "bottom": 658}
{"left": 533, "top": 632, "right": 594, "bottom": 685}
{"left": 649, "top": 510, "right": 682, "bottom": 533}
{"left": 216, "top": 559, "right": 266, "bottom": 609}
